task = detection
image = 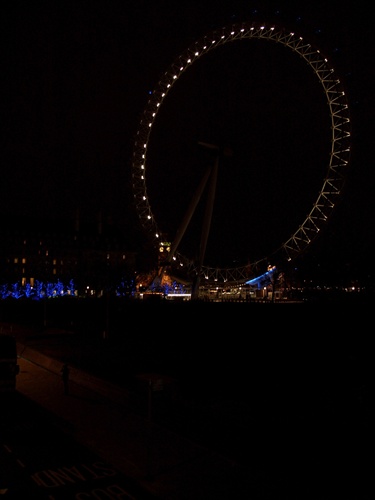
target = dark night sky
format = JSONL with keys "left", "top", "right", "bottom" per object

{"left": 2, "top": 1, "right": 374, "bottom": 283}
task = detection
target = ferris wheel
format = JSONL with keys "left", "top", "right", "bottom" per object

{"left": 131, "top": 21, "right": 351, "bottom": 286}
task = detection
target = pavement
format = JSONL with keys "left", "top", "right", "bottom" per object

{"left": 4, "top": 314, "right": 372, "bottom": 500}
{"left": 4, "top": 322, "right": 277, "bottom": 500}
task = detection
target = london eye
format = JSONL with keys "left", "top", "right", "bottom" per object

{"left": 132, "top": 21, "right": 351, "bottom": 288}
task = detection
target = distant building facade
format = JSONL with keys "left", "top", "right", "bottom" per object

{"left": 0, "top": 212, "right": 137, "bottom": 296}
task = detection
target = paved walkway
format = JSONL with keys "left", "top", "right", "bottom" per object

{"left": 9, "top": 323, "right": 275, "bottom": 500}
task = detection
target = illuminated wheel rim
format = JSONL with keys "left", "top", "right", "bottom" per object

{"left": 132, "top": 22, "right": 351, "bottom": 284}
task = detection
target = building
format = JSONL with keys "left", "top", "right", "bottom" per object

{"left": 0, "top": 212, "right": 138, "bottom": 297}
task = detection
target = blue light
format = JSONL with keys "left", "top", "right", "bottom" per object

{"left": 245, "top": 267, "right": 277, "bottom": 288}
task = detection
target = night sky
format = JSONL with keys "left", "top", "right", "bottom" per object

{"left": 2, "top": 1, "right": 374, "bottom": 284}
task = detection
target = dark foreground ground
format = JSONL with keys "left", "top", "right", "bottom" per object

{"left": 1, "top": 296, "right": 373, "bottom": 498}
